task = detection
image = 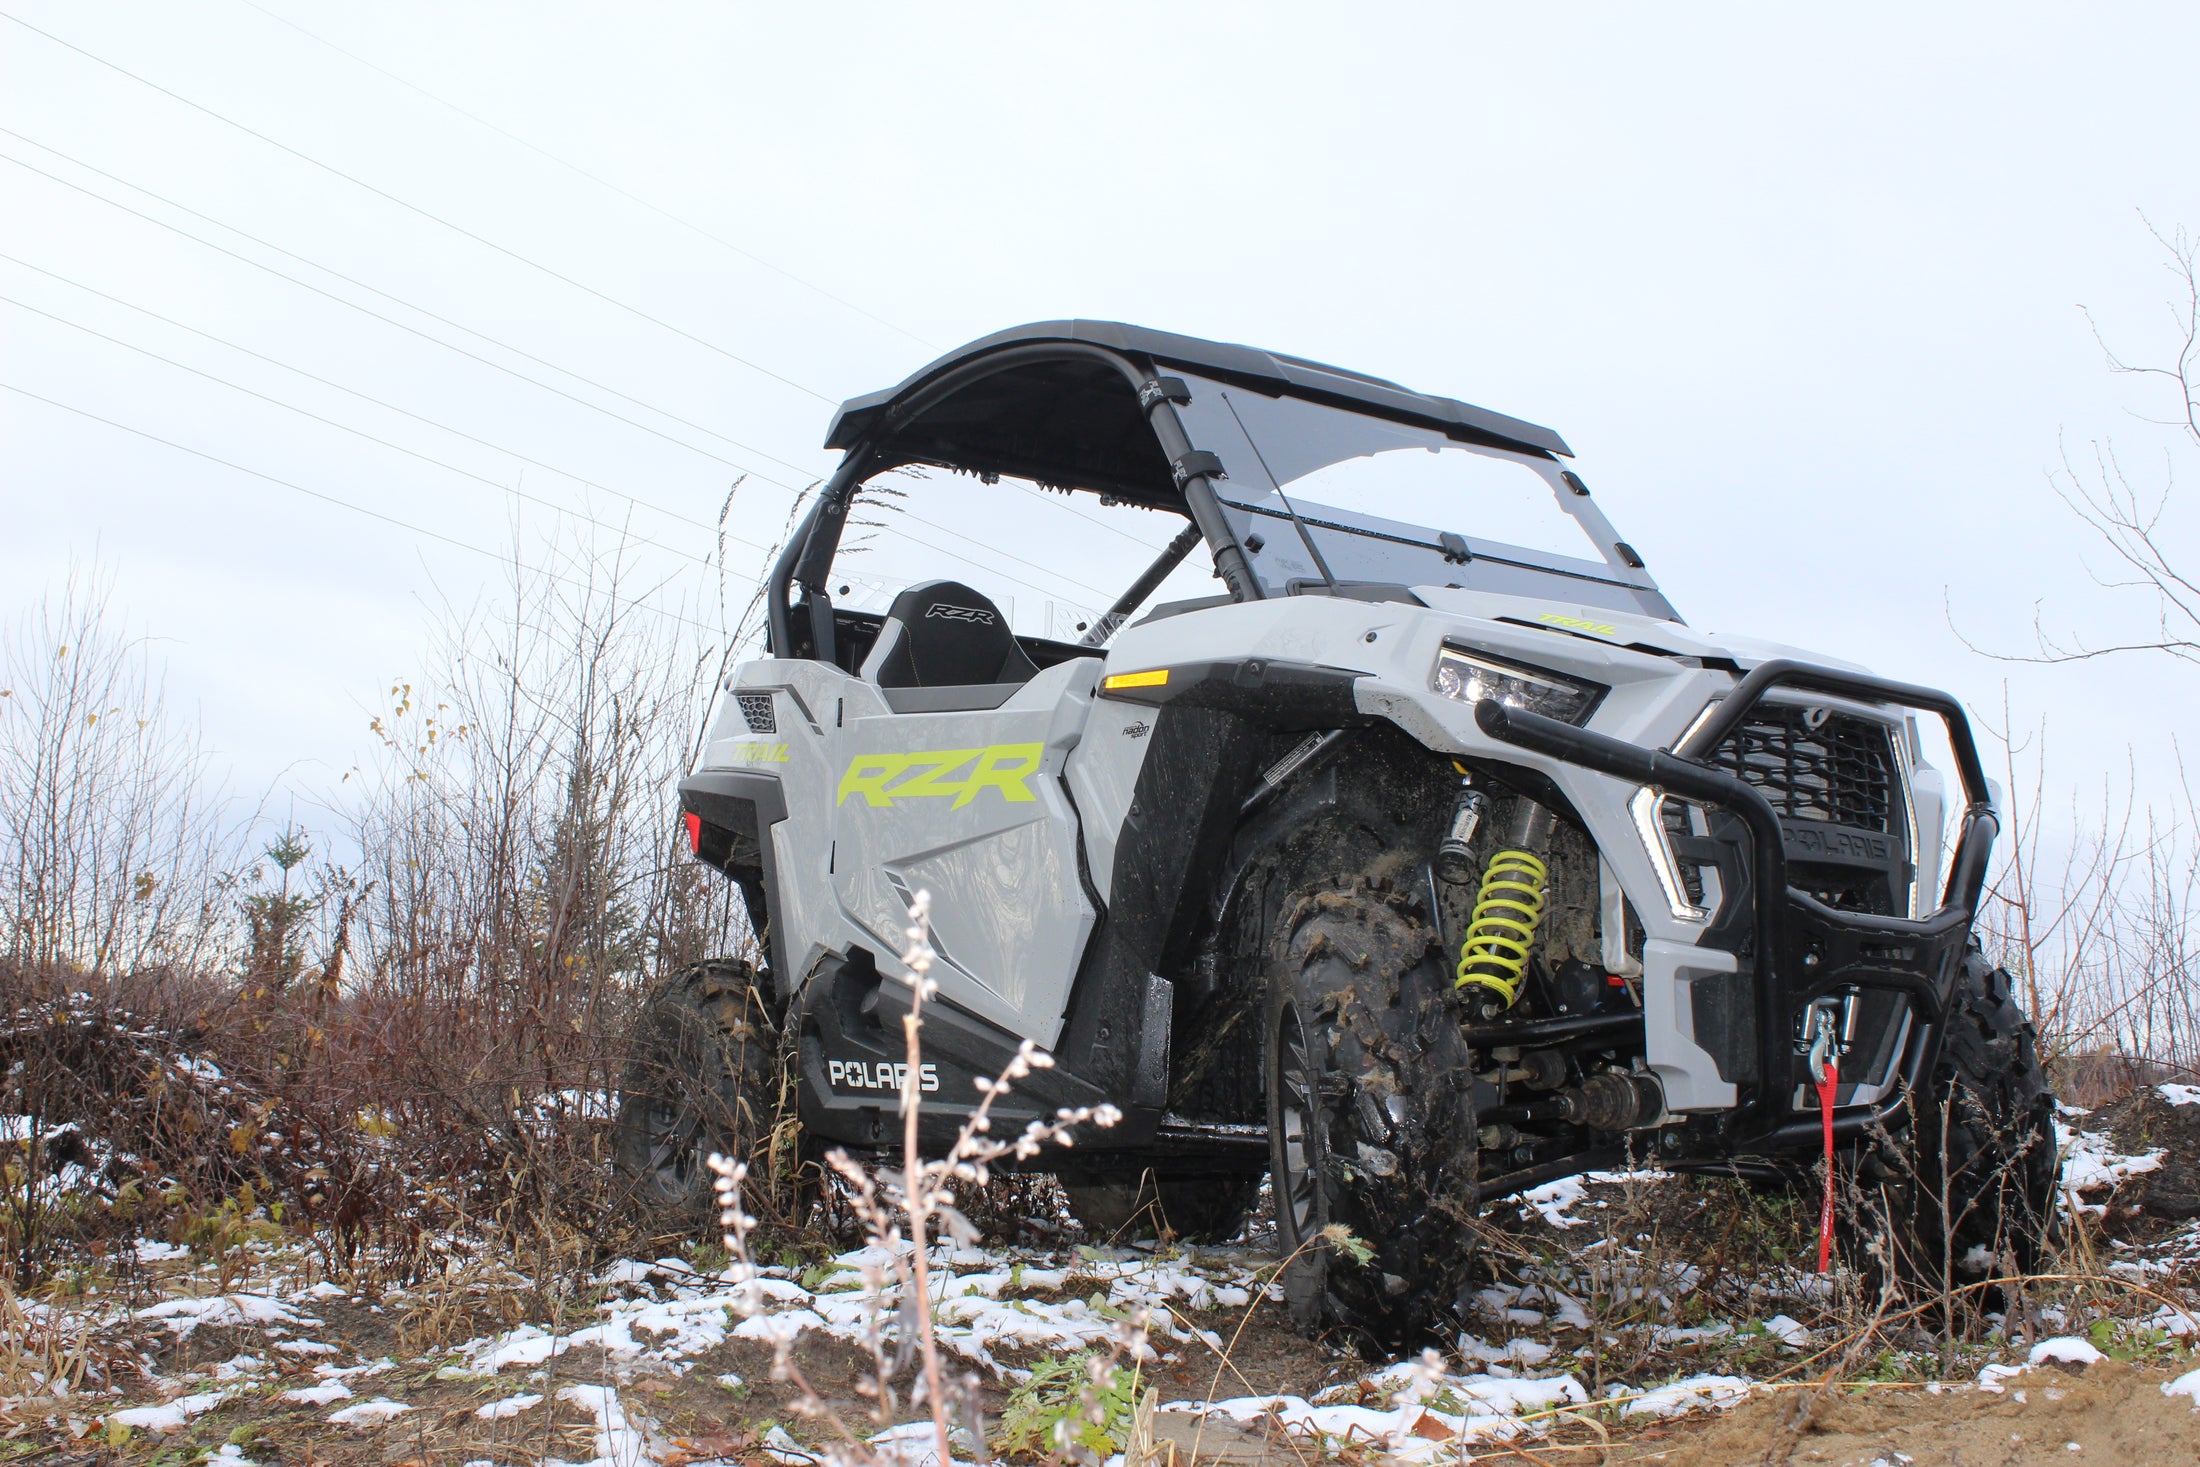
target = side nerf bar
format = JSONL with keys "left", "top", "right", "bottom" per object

{"left": 1473, "top": 665, "right": 2000, "bottom": 1149}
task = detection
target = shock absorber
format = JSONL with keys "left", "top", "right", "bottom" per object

{"left": 1455, "top": 800, "right": 1555, "bottom": 1013}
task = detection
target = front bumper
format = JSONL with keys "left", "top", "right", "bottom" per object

{"left": 1475, "top": 659, "right": 1999, "bottom": 1153}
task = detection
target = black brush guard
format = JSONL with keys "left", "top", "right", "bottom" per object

{"left": 1474, "top": 659, "right": 1999, "bottom": 1152}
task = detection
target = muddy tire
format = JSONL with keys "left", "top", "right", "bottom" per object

{"left": 1059, "top": 1170, "right": 1263, "bottom": 1244}
{"left": 1877, "top": 950, "right": 2058, "bottom": 1293}
{"left": 1263, "top": 878, "right": 1479, "bottom": 1351}
{"left": 615, "top": 959, "right": 781, "bottom": 1226}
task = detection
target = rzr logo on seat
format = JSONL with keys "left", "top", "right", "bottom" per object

{"left": 836, "top": 743, "right": 1043, "bottom": 807}
{"left": 828, "top": 1058, "right": 940, "bottom": 1093}
{"left": 924, "top": 603, "right": 996, "bottom": 625}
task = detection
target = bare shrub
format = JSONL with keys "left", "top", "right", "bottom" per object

{"left": 0, "top": 565, "right": 243, "bottom": 977}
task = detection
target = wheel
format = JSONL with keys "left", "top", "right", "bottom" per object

{"left": 1059, "top": 1169, "right": 1263, "bottom": 1243}
{"left": 1869, "top": 950, "right": 2058, "bottom": 1295}
{"left": 615, "top": 959, "right": 782, "bottom": 1225}
{"left": 1263, "top": 878, "right": 1480, "bottom": 1351}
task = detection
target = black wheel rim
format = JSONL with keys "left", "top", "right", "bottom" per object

{"left": 641, "top": 1092, "right": 707, "bottom": 1197}
{"left": 1275, "top": 1000, "right": 1321, "bottom": 1240}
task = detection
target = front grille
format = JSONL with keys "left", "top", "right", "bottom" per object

{"left": 1709, "top": 704, "right": 1896, "bottom": 832}
{"left": 736, "top": 692, "right": 777, "bottom": 734}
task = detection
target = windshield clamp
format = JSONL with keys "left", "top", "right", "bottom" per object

{"left": 1139, "top": 377, "right": 1192, "bottom": 412}
{"left": 1172, "top": 450, "right": 1227, "bottom": 488}
{"left": 1439, "top": 531, "right": 1473, "bottom": 565}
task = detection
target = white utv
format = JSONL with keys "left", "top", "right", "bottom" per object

{"left": 619, "top": 322, "right": 2057, "bottom": 1348}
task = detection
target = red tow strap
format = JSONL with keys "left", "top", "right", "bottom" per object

{"left": 1816, "top": 1053, "right": 1839, "bottom": 1273}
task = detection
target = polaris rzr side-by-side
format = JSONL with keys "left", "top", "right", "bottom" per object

{"left": 618, "top": 320, "right": 2057, "bottom": 1347}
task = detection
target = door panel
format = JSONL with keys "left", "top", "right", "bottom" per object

{"left": 829, "top": 661, "right": 1097, "bottom": 1047}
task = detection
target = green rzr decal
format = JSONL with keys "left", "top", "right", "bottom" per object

{"left": 836, "top": 743, "right": 1044, "bottom": 808}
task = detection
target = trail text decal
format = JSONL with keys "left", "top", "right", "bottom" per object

{"left": 836, "top": 743, "right": 1043, "bottom": 808}
{"left": 828, "top": 1059, "right": 940, "bottom": 1093}
{"left": 725, "top": 740, "right": 791, "bottom": 763}
{"left": 1539, "top": 611, "right": 1619, "bottom": 637}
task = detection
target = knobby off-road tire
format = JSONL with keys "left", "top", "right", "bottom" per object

{"left": 1875, "top": 950, "right": 2058, "bottom": 1296}
{"left": 1058, "top": 1170, "right": 1264, "bottom": 1244}
{"left": 615, "top": 959, "right": 781, "bottom": 1226}
{"left": 1264, "top": 878, "right": 1480, "bottom": 1351}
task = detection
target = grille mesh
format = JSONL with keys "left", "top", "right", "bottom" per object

{"left": 1709, "top": 704, "right": 1896, "bottom": 833}
{"left": 736, "top": 692, "right": 777, "bottom": 735}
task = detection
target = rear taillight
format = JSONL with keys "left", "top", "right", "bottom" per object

{"left": 683, "top": 811, "right": 702, "bottom": 854}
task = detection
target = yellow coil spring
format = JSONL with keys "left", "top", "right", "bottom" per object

{"left": 1455, "top": 848, "right": 1549, "bottom": 1008}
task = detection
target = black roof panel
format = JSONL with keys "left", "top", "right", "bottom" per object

{"left": 825, "top": 320, "right": 1572, "bottom": 459}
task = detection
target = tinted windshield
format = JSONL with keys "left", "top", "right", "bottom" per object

{"left": 1173, "top": 371, "right": 1675, "bottom": 620}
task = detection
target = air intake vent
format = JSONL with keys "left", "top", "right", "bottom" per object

{"left": 1709, "top": 704, "right": 1895, "bottom": 832}
{"left": 736, "top": 692, "right": 777, "bottom": 735}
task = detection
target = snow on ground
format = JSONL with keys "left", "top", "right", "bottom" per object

{"left": 325, "top": 1397, "right": 412, "bottom": 1426}
{"left": 135, "top": 1293, "right": 319, "bottom": 1338}
{"left": 559, "top": 1383, "right": 653, "bottom": 1467}
{"left": 62, "top": 1120, "right": 2200, "bottom": 1467}
{"left": 450, "top": 1243, "right": 1250, "bottom": 1380}
{"left": 2058, "top": 1116, "right": 2165, "bottom": 1216}
{"left": 108, "top": 1391, "right": 230, "bottom": 1434}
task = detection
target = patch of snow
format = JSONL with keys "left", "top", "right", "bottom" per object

{"left": 559, "top": 1383, "right": 652, "bottom": 1467}
{"left": 275, "top": 1339, "right": 339, "bottom": 1355}
{"left": 1453, "top": 1333, "right": 1554, "bottom": 1367}
{"left": 1171, "top": 1374, "right": 1588, "bottom": 1461}
{"left": 2057, "top": 1119, "right": 2165, "bottom": 1217}
{"left": 1978, "top": 1363, "right": 2026, "bottom": 1392}
{"left": 475, "top": 1393, "right": 543, "bottom": 1420}
{"left": 134, "top": 1239, "right": 190, "bottom": 1262}
{"left": 1618, "top": 1375, "right": 1753, "bottom": 1418}
{"left": 2028, "top": 1337, "right": 2105, "bottom": 1368}
{"left": 300, "top": 1281, "right": 349, "bottom": 1300}
{"left": 135, "top": 1293, "right": 319, "bottom": 1338}
{"left": 2159, "top": 1083, "right": 2200, "bottom": 1107}
{"left": 1514, "top": 1176, "right": 1591, "bottom": 1229}
{"left": 2153, "top": 1304, "right": 2200, "bottom": 1337}
{"left": 867, "top": 1419, "right": 983, "bottom": 1467}
{"left": 109, "top": 1391, "right": 228, "bottom": 1434}
{"left": 2162, "top": 1366, "right": 2200, "bottom": 1403}
{"left": 463, "top": 1324, "right": 572, "bottom": 1373}
{"left": 763, "top": 1424, "right": 816, "bottom": 1465}
{"left": 1763, "top": 1315, "right": 1811, "bottom": 1348}
{"left": 327, "top": 1397, "right": 412, "bottom": 1425}
{"left": 283, "top": 1382, "right": 354, "bottom": 1406}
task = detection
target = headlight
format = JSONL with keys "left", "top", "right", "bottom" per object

{"left": 1433, "top": 646, "right": 1607, "bottom": 726}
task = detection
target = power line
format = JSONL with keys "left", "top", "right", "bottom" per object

{"left": 0, "top": 250, "right": 750, "bottom": 542}
{"left": 0, "top": 8, "right": 840, "bottom": 404}
{"left": 1, "top": 254, "right": 1115, "bottom": 607}
{"left": 0, "top": 133, "right": 820, "bottom": 484}
{"left": 0, "top": 379, "right": 733, "bottom": 640}
{"left": 0, "top": 290, "right": 765, "bottom": 570}
{"left": 1, "top": 149, "right": 1125, "bottom": 603}
{"left": 232, "top": 0, "right": 939, "bottom": 353}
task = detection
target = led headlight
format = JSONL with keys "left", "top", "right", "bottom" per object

{"left": 1433, "top": 646, "right": 1607, "bottom": 726}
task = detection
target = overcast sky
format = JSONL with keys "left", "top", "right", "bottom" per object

{"left": 4, "top": 1, "right": 2197, "bottom": 832}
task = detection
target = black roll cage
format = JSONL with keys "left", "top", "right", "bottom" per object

{"left": 765, "top": 323, "right": 1585, "bottom": 663}
{"left": 767, "top": 342, "right": 1264, "bottom": 663}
